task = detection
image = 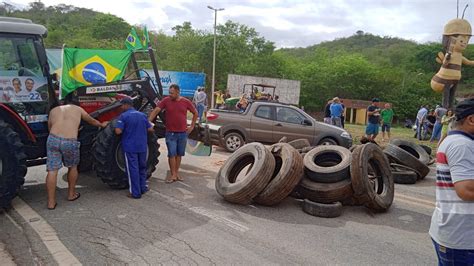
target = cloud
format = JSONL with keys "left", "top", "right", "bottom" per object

{"left": 8, "top": 0, "right": 472, "bottom": 48}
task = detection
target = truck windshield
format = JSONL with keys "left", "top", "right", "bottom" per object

{"left": 0, "top": 34, "right": 49, "bottom": 121}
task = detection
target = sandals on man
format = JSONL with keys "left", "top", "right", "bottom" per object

{"left": 68, "top": 192, "right": 81, "bottom": 201}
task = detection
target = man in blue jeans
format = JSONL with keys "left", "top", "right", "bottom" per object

{"left": 430, "top": 105, "right": 447, "bottom": 142}
{"left": 429, "top": 98, "right": 474, "bottom": 265}
{"left": 149, "top": 84, "right": 198, "bottom": 183}
{"left": 365, "top": 98, "right": 381, "bottom": 141}
{"left": 115, "top": 97, "right": 155, "bottom": 199}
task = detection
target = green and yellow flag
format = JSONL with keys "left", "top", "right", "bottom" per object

{"left": 125, "top": 27, "right": 144, "bottom": 50}
{"left": 60, "top": 48, "right": 132, "bottom": 98}
{"left": 143, "top": 26, "right": 150, "bottom": 49}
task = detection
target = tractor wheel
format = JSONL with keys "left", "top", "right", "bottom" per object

{"left": 0, "top": 120, "right": 27, "bottom": 209}
{"left": 93, "top": 122, "right": 160, "bottom": 189}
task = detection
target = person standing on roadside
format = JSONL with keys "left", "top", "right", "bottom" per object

{"left": 416, "top": 105, "right": 429, "bottom": 140}
{"left": 430, "top": 105, "right": 448, "bottom": 143}
{"left": 365, "top": 98, "right": 381, "bottom": 141}
{"left": 429, "top": 98, "right": 474, "bottom": 265}
{"left": 46, "top": 94, "right": 107, "bottom": 210}
{"left": 340, "top": 100, "right": 346, "bottom": 128}
{"left": 195, "top": 88, "right": 207, "bottom": 123}
{"left": 438, "top": 109, "right": 455, "bottom": 147}
{"left": 114, "top": 97, "right": 155, "bottom": 199}
{"left": 381, "top": 103, "right": 394, "bottom": 142}
{"left": 330, "top": 97, "right": 344, "bottom": 128}
{"left": 148, "top": 84, "right": 198, "bottom": 183}
{"left": 323, "top": 99, "right": 332, "bottom": 124}
{"left": 214, "top": 90, "right": 224, "bottom": 109}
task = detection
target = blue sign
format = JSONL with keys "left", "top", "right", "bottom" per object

{"left": 141, "top": 70, "right": 206, "bottom": 98}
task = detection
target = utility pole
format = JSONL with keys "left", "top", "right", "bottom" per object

{"left": 207, "top": 5, "right": 224, "bottom": 108}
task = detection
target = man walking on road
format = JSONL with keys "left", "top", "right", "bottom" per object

{"left": 430, "top": 105, "right": 447, "bottom": 143}
{"left": 365, "top": 98, "right": 381, "bottom": 141}
{"left": 46, "top": 95, "right": 107, "bottom": 210}
{"left": 149, "top": 84, "right": 198, "bottom": 183}
{"left": 429, "top": 98, "right": 474, "bottom": 265}
{"left": 115, "top": 97, "right": 155, "bottom": 199}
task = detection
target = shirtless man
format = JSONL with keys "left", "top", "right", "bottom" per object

{"left": 46, "top": 96, "right": 107, "bottom": 209}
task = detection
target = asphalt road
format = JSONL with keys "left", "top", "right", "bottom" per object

{"left": 1, "top": 140, "right": 437, "bottom": 265}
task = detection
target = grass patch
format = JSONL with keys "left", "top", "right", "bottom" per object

{"left": 344, "top": 123, "right": 438, "bottom": 152}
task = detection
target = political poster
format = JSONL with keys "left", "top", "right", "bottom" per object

{"left": 0, "top": 76, "right": 48, "bottom": 103}
{"left": 141, "top": 70, "right": 206, "bottom": 98}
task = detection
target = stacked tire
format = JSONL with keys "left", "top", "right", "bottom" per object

{"left": 383, "top": 139, "right": 432, "bottom": 184}
{"left": 215, "top": 142, "right": 303, "bottom": 206}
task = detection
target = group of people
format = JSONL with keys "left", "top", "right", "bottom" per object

{"left": 364, "top": 98, "right": 394, "bottom": 142}
{"left": 46, "top": 84, "right": 197, "bottom": 208}
{"left": 324, "top": 97, "right": 346, "bottom": 128}
{"left": 192, "top": 87, "right": 207, "bottom": 123}
{"left": 415, "top": 104, "right": 455, "bottom": 146}
{"left": 214, "top": 89, "right": 232, "bottom": 109}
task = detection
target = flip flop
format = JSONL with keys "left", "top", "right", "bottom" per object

{"left": 177, "top": 176, "right": 184, "bottom": 181}
{"left": 47, "top": 203, "right": 57, "bottom": 210}
{"left": 68, "top": 192, "right": 81, "bottom": 202}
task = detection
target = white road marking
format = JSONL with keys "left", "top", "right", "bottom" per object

{"left": 148, "top": 190, "right": 249, "bottom": 233}
{"left": 12, "top": 198, "right": 81, "bottom": 265}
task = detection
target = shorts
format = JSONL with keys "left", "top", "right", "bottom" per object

{"left": 365, "top": 123, "right": 379, "bottom": 135}
{"left": 165, "top": 132, "right": 187, "bottom": 157}
{"left": 381, "top": 123, "right": 391, "bottom": 132}
{"left": 46, "top": 134, "right": 81, "bottom": 171}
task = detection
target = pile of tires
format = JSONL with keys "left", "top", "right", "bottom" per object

{"left": 382, "top": 139, "right": 433, "bottom": 184}
{"left": 215, "top": 139, "right": 395, "bottom": 219}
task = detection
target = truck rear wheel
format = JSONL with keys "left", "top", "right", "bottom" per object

{"left": 93, "top": 122, "right": 160, "bottom": 189}
{"left": 223, "top": 132, "right": 244, "bottom": 152}
{"left": 0, "top": 120, "right": 27, "bottom": 209}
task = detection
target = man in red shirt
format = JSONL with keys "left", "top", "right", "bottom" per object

{"left": 149, "top": 84, "right": 198, "bottom": 183}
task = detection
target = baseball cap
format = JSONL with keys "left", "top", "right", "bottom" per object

{"left": 120, "top": 97, "right": 133, "bottom": 105}
{"left": 455, "top": 98, "right": 474, "bottom": 121}
{"left": 372, "top": 98, "right": 380, "bottom": 102}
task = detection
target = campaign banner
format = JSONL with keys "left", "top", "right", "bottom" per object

{"left": 0, "top": 76, "right": 48, "bottom": 103}
{"left": 141, "top": 70, "right": 205, "bottom": 98}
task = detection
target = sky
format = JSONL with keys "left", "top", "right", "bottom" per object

{"left": 7, "top": 0, "right": 474, "bottom": 48}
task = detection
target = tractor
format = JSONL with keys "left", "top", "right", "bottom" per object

{"left": 0, "top": 16, "right": 211, "bottom": 208}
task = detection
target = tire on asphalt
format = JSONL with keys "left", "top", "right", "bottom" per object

{"left": 383, "top": 144, "right": 430, "bottom": 179}
{"left": 301, "top": 146, "right": 315, "bottom": 153}
{"left": 215, "top": 142, "right": 276, "bottom": 204}
{"left": 223, "top": 132, "right": 245, "bottom": 153}
{"left": 390, "top": 163, "right": 419, "bottom": 184}
{"left": 350, "top": 144, "right": 394, "bottom": 212}
{"left": 302, "top": 199, "right": 343, "bottom": 218}
{"left": 419, "top": 144, "right": 432, "bottom": 156}
{"left": 303, "top": 146, "right": 351, "bottom": 183}
{"left": 389, "top": 139, "right": 430, "bottom": 165}
{"left": 93, "top": 121, "right": 160, "bottom": 189}
{"left": 287, "top": 139, "right": 311, "bottom": 149}
{"left": 297, "top": 176, "right": 354, "bottom": 204}
{"left": 254, "top": 143, "right": 304, "bottom": 206}
{"left": 0, "top": 120, "right": 27, "bottom": 209}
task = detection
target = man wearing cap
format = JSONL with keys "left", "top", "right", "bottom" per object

{"left": 115, "top": 97, "right": 155, "bottom": 199}
{"left": 365, "top": 98, "right": 381, "bottom": 141}
{"left": 429, "top": 98, "right": 474, "bottom": 265}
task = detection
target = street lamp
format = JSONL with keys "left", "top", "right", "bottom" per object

{"left": 208, "top": 5, "right": 224, "bottom": 108}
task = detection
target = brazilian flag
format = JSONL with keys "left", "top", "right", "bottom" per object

{"left": 142, "top": 26, "right": 150, "bottom": 49}
{"left": 60, "top": 48, "right": 132, "bottom": 99}
{"left": 125, "top": 27, "right": 144, "bottom": 50}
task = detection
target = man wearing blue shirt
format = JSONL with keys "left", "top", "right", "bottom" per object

{"left": 330, "top": 97, "right": 344, "bottom": 128}
{"left": 115, "top": 97, "right": 155, "bottom": 199}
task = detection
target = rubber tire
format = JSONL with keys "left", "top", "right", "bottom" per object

{"left": 93, "top": 121, "right": 160, "bottom": 189}
{"left": 223, "top": 132, "right": 245, "bottom": 153}
{"left": 254, "top": 143, "right": 304, "bottom": 206}
{"left": 389, "top": 139, "right": 430, "bottom": 165}
{"left": 296, "top": 176, "right": 354, "bottom": 204}
{"left": 78, "top": 144, "right": 93, "bottom": 173}
{"left": 383, "top": 144, "right": 430, "bottom": 179}
{"left": 318, "top": 137, "right": 338, "bottom": 146}
{"left": 303, "top": 146, "right": 351, "bottom": 183}
{"left": 216, "top": 143, "right": 276, "bottom": 204}
{"left": 278, "top": 136, "right": 288, "bottom": 143}
{"left": 301, "top": 146, "right": 315, "bottom": 153}
{"left": 390, "top": 163, "right": 421, "bottom": 179}
{"left": 349, "top": 145, "right": 359, "bottom": 152}
{"left": 392, "top": 171, "right": 417, "bottom": 184}
{"left": 351, "top": 144, "right": 394, "bottom": 212}
{"left": 288, "top": 139, "right": 311, "bottom": 149}
{"left": 302, "top": 199, "right": 343, "bottom": 218}
{"left": 419, "top": 144, "right": 432, "bottom": 156}
{"left": 0, "top": 120, "right": 27, "bottom": 209}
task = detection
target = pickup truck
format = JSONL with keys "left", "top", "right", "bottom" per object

{"left": 206, "top": 101, "right": 353, "bottom": 152}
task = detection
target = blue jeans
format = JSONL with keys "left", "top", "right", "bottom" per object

{"left": 165, "top": 132, "right": 187, "bottom": 157}
{"left": 197, "top": 103, "right": 205, "bottom": 123}
{"left": 431, "top": 121, "right": 442, "bottom": 141}
{"left": 432, "top": 239, "right": 474, "bottom": 265}
{"left": 124, "top": 151, "right": 147, "bottom": 198}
